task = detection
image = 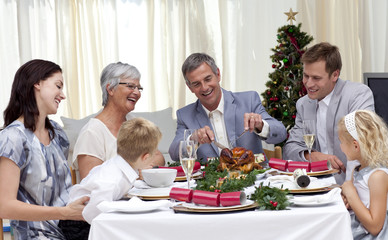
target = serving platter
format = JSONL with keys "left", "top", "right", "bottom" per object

{"left": 173, "top": 200, "right": 258, "bottom": 213}
{"left": 277, "top": 168, "right": 339, "bottom": 177}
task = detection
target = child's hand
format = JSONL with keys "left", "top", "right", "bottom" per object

{"left": 341, "top": 180, "right": 357, "bottom": 198}
{"left": 341, "top": 193, "right": 351, "bottom": 210}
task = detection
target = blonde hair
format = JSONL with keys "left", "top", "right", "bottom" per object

{"left": 117, "top": 118, "right": 162, "bottom": 162}
{"left": 338, "top": 110, "right": 388, "bottom": 168}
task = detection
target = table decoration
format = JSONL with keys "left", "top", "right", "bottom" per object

{"left": 169, "top": 187, "right": 193, "bottom": 202}
{"left": 269, "top": 158, "right": 288, "bottom": 171}
{"left": 310, "top": 160, "right": 330, "bottom": 172}
{"left": 192, "top": 190, "right": 220, "bottom": 206}
{"left": 249, "top": 182, "right": 290, "bottom": 210}
{"left": 287, "top": 161, "right": 310, "bottom": 172}
{"left": 220, "top": 191, "right": 246, "bottom": 207}
{"left": 194, "top": 158, "right": 267, "bottom": 193}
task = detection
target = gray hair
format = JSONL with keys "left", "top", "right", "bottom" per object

{"left": 100, "top": 62, "right": 141, "bottom": 106}
{"left": 181, "top": 53, "right": 218, "bottom": 84}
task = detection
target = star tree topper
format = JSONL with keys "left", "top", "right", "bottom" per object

{"left": 284, "top": 8, "right": 298, "bottom": 25}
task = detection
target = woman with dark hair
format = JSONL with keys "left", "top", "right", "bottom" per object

{"left": 0, "top": 59, "right": 89, "bottom": 239}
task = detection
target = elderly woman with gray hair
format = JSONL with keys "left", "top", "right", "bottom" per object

{"left": 72, "top": 62, "right": 165, "bottom": 180}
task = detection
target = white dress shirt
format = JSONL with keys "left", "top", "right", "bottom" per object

{"left": 68, "top": 155, "right": 139, "bottom": 224}
{"left": 316, "top": 91, "right": 333, "bottom": 154}
{"left": 202, "top": 91, "right": 269, "bottom": 151}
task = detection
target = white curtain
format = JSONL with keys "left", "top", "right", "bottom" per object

{"left": 0, "top": 0, "right": 387, "bottom": 127}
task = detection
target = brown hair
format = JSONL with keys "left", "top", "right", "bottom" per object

{"left": 3, "top": 59, "right": 62, "bottom": 139}
{"left": 338, "top": 110, "right": 388, "bottom": 168}
{"left": 301, "top": 42, "right": 342, "bottom": 77}
{"left": 117, "top": 118, "right": 162, "bottom": 162}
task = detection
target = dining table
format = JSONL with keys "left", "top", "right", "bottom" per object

{"left": 88, "top": 173, "right": 353, "bottom": 240}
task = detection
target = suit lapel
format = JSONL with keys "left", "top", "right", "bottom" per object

{"left": 326, "top": 79, "right": 345, "bottom": 153}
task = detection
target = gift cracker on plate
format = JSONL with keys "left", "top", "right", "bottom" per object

{"left": 169, "top": 187, "right": 246, "bottom": 207}
{"left": 269, "top": 158, "right": 332, "bottom": 173}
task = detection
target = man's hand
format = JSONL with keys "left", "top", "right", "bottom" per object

{"left": 305, "top": 151, "right": 346, "bottom": 174}
{"left": 244, "top": 112, "right": 264, "bottom": 132}
{"left": 195, "top": 126, "right": 215, "bottom": 144}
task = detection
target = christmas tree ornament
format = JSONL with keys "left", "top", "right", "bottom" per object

{"left": 284, "top": 8, "right": 298, "bottom": 25}
{"left": 283, "top": 111, "right": 289, "bottom": 116}
{"left": 283, "top": 58, "right": 288, "bottom": 63}
{"left": 272, "top": 64, "right": 276, "bottom": 68}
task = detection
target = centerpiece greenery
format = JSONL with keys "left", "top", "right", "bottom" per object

{"left": 194, "top": 158, "right": 267, "bottom": 193}
{"left": 169, "top": 158, "right": 290, "bottom": 210}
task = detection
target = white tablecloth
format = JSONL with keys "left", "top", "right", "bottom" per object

{"left": 89, "top": 177, "right": 353, "bottom": 240}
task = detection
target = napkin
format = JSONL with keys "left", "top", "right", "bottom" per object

{"left": 290, "top": 187, "right": 341, "bottom": 204}
{"left": 263, "top": 175, "right": 319, "bottom": 189}
{"left": 97, "top": 196, "right": 173, "bottom": 213}
{"left": 134, "top": 179, "right": 196, "bottom": 189}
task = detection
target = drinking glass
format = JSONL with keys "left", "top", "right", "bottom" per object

{"left": 179, "top": 140, "right": 197, "bottom": 189}
{"left": 184, "top": 129, "right": 199, "bottom": 153}
{"left": 303, "top": 120, "right": 316, "bottom": 163}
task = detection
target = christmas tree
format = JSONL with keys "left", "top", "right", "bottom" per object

{"left": 261, "top": 10, "right": 313, "bottom": 143}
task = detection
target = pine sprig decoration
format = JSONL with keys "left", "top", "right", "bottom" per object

{"left": 261, "top": 23, "right": 313, "bottom": 145}
{"left": 194, "top": 158, "right": 268, "bottom": 193}
{"left": 249, "top": 182, "right": 290, "bottom": 210}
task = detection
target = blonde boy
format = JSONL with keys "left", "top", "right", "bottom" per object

{"left": 67, "top": 118, "right": 162, "bottom": 224}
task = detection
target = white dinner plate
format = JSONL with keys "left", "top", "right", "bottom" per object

{"left": 181, "top": 200, "right": 254, "bottom": 211}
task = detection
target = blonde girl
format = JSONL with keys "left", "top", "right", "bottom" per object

{"left": 339, "top": 110, "right": 388, "bottom": 239}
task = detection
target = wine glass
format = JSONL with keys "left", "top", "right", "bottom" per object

{"left": 179, "top": 140, "right": 197, "bottom": 189}
{"left": 184, "top": 129, "right": 199, "bottom": 153}
{"left": 303, "top": 120, "right": 316, "bottom": 163}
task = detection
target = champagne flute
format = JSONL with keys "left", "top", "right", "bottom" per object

{"left": 303, "top": 120, "right": 316, "bottom": 163}
{"left": 184, "top": 129, "right": 199, "bottom": 153}
{"left": 179, "top": 140, "right": 197, "bottom": 189}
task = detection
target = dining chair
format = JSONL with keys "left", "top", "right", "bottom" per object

{"left": 70, "top": 167, "right": 77, "bottom": 185}
{"left": 263, "top": 146, "right": 282, "bottom": 160}
{"left": 0, "top": 218, "right": 3, "bottom": 240}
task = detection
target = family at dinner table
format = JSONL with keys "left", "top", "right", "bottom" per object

{"left": 0, "top": 41, "right": 387, "bottom": 239}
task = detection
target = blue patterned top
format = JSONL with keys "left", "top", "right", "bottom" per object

{"left": 0, "top": 120, "right": 71, "bottom": 240}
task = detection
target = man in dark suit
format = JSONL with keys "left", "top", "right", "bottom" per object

{"left": 169, "top": 53, "right": 287, "bottom": 162}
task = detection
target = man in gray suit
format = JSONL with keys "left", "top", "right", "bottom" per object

{"left": 283, "top": 42, "right": 374, "bottom": 184}
{"left": 169, "top": 53, "right": 287, "bottom": 162}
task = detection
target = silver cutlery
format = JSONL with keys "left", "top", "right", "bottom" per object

{"left": 229, "top": 129, "right": 248, "bottom": 147}
{"left": 213, "top": 141, "right": 228, "bottom": 150}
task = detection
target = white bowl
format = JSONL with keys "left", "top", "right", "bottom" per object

{"left": 142, "top": 168, "right": 177, "bottom": 188}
